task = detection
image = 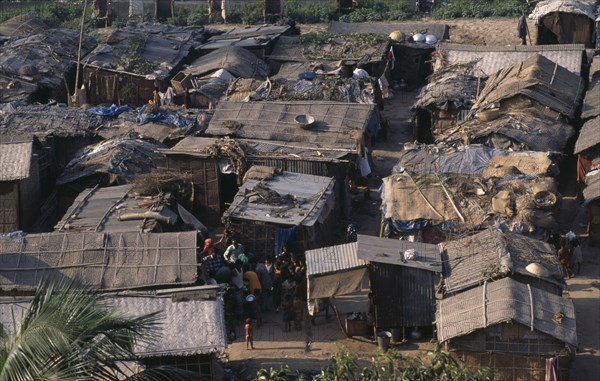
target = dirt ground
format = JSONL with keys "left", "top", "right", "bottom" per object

{"left": 222, "top": 17, "right": 599, "bottom": 380}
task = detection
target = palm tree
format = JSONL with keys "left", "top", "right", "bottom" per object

{"left": 0, "top": 276, "right": 195, "bottom": 381}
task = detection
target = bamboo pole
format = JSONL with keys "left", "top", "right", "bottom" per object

{"left": 72, "top": 0, "right": 89, "bottom": 106}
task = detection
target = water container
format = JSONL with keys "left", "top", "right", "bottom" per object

{"left": 377, "top": 331, "right": 392, "bottom": 351}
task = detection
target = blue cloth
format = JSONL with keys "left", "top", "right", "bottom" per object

{"left": 383, "top": 218, "right": 430, "bottom": 235}
{"left": 275, "top": 226, "right": 297, "bottom": 258}
{"left": 87, "top": 104, "right": 132, "bottom": 116}
{"left": 298, "top": 72, "right": 316, "bottom": 80}
{"left": 136, "top": 105, "right": 195, "bottom": 128}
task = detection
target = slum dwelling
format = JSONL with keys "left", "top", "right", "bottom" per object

{"left": 530, "top": 0, "right": 597, "bottom": 47}
{"left": 171, "top": 46, "right": 270, "bottom": 109}
{"left": 0, "top": 15, "right": 97, "bottom": 104}
{"left": 440, "top": 228, "right": 565, "bottom": 297}
{"left": 222, "top": 169, "right": 338, "bottom": 260}
{"left": 198, "top": 24, "right": 292, "bottom": 59}
{"left": 328, "top": 20, "right": 451, "bottom": 88}
{"left": 81, "top": 22, "right": 208, "bottom": 106}
{"left": 436, "top": 277, "right": 577, "bottom": 381}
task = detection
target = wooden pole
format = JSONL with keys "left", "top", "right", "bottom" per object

{"left": 72, "top": 0, "right": 89, "bottom": 106}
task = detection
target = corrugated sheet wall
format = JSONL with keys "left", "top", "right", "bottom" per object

{"left": 371, "top": 263, "right": 436, "bottom": 328}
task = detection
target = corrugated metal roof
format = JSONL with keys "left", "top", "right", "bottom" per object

{"left": 112, "top": 296, "right": 227, "bottom": 356}
{"left": 206, "top": 101, "right": 376, "bottom": 151}
{"left": 581, "top": 68, "right": 600, "bottom": 120}
{"left": 54, "top": 185, "right": 166, "bottom": 233}
{"left": 223, "top": 171, "right": 335, "bottom": 227}
{"left": 0, "top": 231, "right": 198, "bottom": 291}
{"left": 436, "top": 277, "right": 577, "bottom": 347}
{"left": 0, "top": 293, "right": 227, "bottom": 356}
{"left": 305, "top": 242, "right": 367, "bottom": 276}
{"left": 574, "top": 117, "right": 600, "bottom": 154}
{"left": 0, "top": 141, "right": 32, "bottom": 181}
{"left": 327, "top": 21, "right": 449, "bottom": 40}
{"left": 584, "top": 170, "right": 600, "bottom": 202}
{"left": 436, "top": 43, "right": 585, "bottom": 76}
{"left": 441, "top": 229, "right": 564, "bottom": 294}
{"left": 356, "top": 234, "right": 441, "bottom": 272}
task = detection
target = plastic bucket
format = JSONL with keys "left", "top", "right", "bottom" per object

{"left": 390, "top": 328, "right": 402, "bottom": 343}
{"left": 377, "top": 331, "right": 392, "bottom": 351}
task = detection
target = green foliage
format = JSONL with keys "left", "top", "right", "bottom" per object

{"left": 225, "top": 0, "right": 263, "bottom": 25}
{"left": 285, "top": 0, "right": 337, "bottom": 23}
{"left": 0, "top": 276, "right": 196, "bottom": 380}
{"left": 254, "top": 346, "right": 496, "bottom": 381}
{"left": 432, "top": 0, "right": 531, "bottom": 19}
{"left": 117, "top": 33, "right": 157, "bottom": 74}
{"left": 339, "top": 1, "right": 415, "bottom": 22}
{"left": 167, "top": 6, "right": 191, "bottom": 26}
{"left": 187, "top": 5, "right": 209, "bottom": 26}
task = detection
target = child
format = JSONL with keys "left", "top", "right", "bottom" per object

{"left": 245, "top": 318, "right": 254, "bottom": 350}
{"left": 282, "top": 294, "right": 293, "bottom": 332}
{"left": 293, "top": 295, "right": 303, "bottom": 331}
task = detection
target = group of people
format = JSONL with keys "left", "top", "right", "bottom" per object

{"left": 197, "top": 236, "right": 309, "bottom": 350}
{"left": 548, "top": 232, "right": 583, "bottom": 279}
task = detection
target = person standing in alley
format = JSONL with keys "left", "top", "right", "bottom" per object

{"left": 517, "top": 14, "right": 529, "bottom": 45}
{"left": 245, "top": 318, "right": 254, "bottom": 350}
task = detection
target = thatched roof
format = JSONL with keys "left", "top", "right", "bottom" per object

{"left": 574, "top": 117, "right": 600, "bottom": 155}
{"left": 82, "top": 23, "right": 206, "bottom": 78}
{"left": 205, "top": 101, "right": 377, "bottom": 151}
{"left": 0, "top": 231, "right": 198, "bottom": 292}
{"left": 470, "top": 54, "right": 584, "bottom": 119}
{"left": 268, "top": 34, "right": 389, "bottom": 64}
{"left": 530, "top": 0, "right": 596, "bottom": 21}
{"left": 54, "top": 185, "right": 175, "bottom": 234}
{"left": 434, "top": 43, "right": 585, "bottom": 77}
{"left": 57, "top": 136, "right": 166, "bottom": 185}
{"left": 437, "top": 111, "right": 575, "bottom": 152}
{"left": 0, "top": 28, "right": 96, "bottom": 93}
{"left": 396, "top": 144, "right": 554, "bottom": 177}
{"left": 182, "top": 46, "right": 269, "bottom": 79}
{"left": 223, "top": 171, "right": 335, "bottom": 227}
{"left": 436, "top": 277, "right": 577, "bottom": 347}
{"left": 0, "top": 103, "right": 101, "bottom": 142}
{"left": 440, "top": 228, "right": 564, "bottom": 294}
{"left": 581, "top": 69, "right": 600, "bottom": 120}
{"left": 412, "top": 64, "right": 483, "bottom": 112}
{"left": 327, "top": 21, "right": 449, "bottom": 40}
{"left": 381, "top": 171, "right": 560, "bottom": 233}
{"left": 0, "top": 140, "right": 33, "bottom": 181}
{"left": 0, "top": 14, "right": 48, "bottom": 36}
{"left": 0, "top": 288, "right": 227, "bottom": 356}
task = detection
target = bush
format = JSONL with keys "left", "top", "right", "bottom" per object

{"left": 187, "top": 5, "right": 209, "bottom": 26}
{"left": 338, "top": 1, "right": 415, "bottom": 22}
{"left": 432, "top": 0, "right": 531, "bottom": 19}
{"left": 285, "top": 0, "right": 337, "bottom": 23}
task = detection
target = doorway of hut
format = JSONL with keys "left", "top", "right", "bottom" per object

{"left": 220, "top": 173, "right": 239, "bottom": 214}
{"left": 389, "top": 44, "right": 435, "bottom": 91}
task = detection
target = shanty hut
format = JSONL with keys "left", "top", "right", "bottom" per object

{"left": 268, "top": 33, "right": 390, "bottom": 77}
{"left": 469, "top": 54, "right": 584, "bottom": 122}
{"left": 530, "top": 0, "right": 597, "bottom": 47}
{"left": 0, "top": 286, "right": 227, "bottom": 379}
{"left": 171, "top": 46, "right": 270, "bottom": 108}
{"left": 0, "top": 15, "right": 97, "bottom": 103}
{"left": 305, "top": 242, "right": 368, "bottom": 324}
{"left": 158, "top": 137, "right": 246, "bottom": 228}
{"left": 357, "top": 234, "right": 441, "bottom": 339}
{"left": 436, "top": 277, "right": 577, "bottom": 381}
{"left": 198, "top": 25, "right": 291, "bottom": 59}
{"left": 0, "top": 231, "right": 198, "bottom": 294}
{"left": 433, "top": 43, "right": 586, "bottom": 77}
{"left": 581, "top": 68, "right": 600, "bottom": 122}
{"left": 440, "top": 228, "right": 565, "bottom": 296}
{"left": 81, "top": 23, "right": 207, "bottom": 106}
{"left": 222, "top": 170, "right": 337, "bottom": 260}
{"left": 380, "top": 170, "right": 562, "bottom": 239}
{"left": 54, "top": 184, "right": 184, "bottom": 234}
{"left": 412, "top": 62, "right": 483, "bottom": 142}
{"left": 327, "top": 21, "right": 450, "bottom": 87}
{"left": 0, "top": 138, "right": 44, "bottom": 233}
{"left": 584, "top": 170, "right": 600, "bottom": 246}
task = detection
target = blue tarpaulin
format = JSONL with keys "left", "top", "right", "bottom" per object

{"left": 87, "top": 104, "right": 132, "bottom": 116}
{"left": 136, "top": 105, "right": 195, "bottom": 128}
{"left": 275, "top": 226, "right": 297, "bottom": 257}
